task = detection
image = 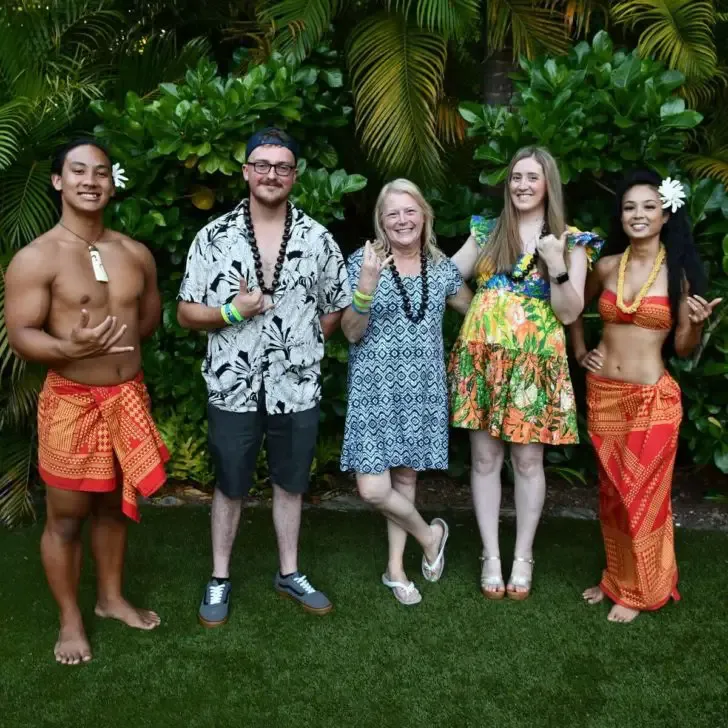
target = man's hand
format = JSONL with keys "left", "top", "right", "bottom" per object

{"left": 231, "top": 278, "right": 272, "bottom": 319}
{"left": 59, "top": 310, "right": 134, "bottom": 360}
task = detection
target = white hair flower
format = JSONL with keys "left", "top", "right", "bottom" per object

{"left": 112, "top": 163, "right": 128, "bottom": 189}
{"left": 658, "top": 177, "right": 686, "bottom": 213}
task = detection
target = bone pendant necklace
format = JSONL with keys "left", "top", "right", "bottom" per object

{"left": 60, "top": 222, "right": 109, "bottom": 283}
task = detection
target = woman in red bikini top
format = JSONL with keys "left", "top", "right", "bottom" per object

{"left": 570, "top": 169, "right": 720, "bottom": 626}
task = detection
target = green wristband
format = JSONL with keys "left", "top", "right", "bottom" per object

{"left": 228, "top": 302, "right": 244, "bottom": 322}
{"left": 220, "top": 305, "right": 232, "bottom": 325}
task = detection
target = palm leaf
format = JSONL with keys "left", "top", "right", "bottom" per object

{"left": 258, "top": 0, "right": 343, "bottom": 60}
{"left": 348, "top": 12, "right": 447, "bottom": 181}
{"left": 0, "top": 425, "right": 36, "bottom": 527}
{"left": 611, "top": 1, "right": 718, "bottom": 84}
{"left": 437, "top": 96, "right": 469, "bottom": 145}
{"left": 0, "top": 100, "right": 28, "bottom": 171}
{"left": 0, "top": 160, "right": 57, "bottom": 252}
{"left": 545, "top": 0, "right": 611, "bottom": 35}
{"left": 487, "top": 0, "right": 570, "bottom": 59}
{"left": 386, "top": 0, "right": 480, "bottom": 38}
{"left": 682, "top": 149, "right": 728, "bottom": 186}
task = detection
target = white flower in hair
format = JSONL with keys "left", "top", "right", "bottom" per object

{"left": 112, "top": 163, "right": 128, "bottom": 189}
{"left": 658, "top": 177, "right": 686, "bottom": 213}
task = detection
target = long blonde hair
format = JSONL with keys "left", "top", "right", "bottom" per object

{"left": 478, "top": 147, "right": 566, "bottom": 275}
{"left": 372, "top": 178, "right": 443, "bottom": 261}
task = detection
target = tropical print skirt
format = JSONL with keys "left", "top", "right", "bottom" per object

{"left": 448, "top": 288, "right": 578, "bottom": 445}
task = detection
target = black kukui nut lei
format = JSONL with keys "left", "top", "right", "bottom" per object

{"left": 389, "top": 247, "right": 429, "bottom": 323}
{"left": 243, "top": 199, "right": 293, "bottom": 295}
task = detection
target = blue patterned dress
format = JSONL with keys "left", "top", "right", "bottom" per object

{"left": 340, "top": 247, "right": 464, "bottom": 473}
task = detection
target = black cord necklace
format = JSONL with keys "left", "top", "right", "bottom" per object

{"left": 242, "top": 199, "right": 293, "bottom": 295}
{"left": 389, "top": 247, "right": 429, "bottom": 323}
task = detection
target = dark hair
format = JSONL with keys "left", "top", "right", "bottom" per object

{"left": 607, "top": 169, "right": 707, "bottom": 344}
{"left": 51, "top": 137, "right": 111, "bottom": 176}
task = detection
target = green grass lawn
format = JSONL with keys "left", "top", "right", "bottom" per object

{"left": 1, "top": 507, "right": 727, "bottom": 728}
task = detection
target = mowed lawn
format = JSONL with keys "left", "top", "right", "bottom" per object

{"left": 1, "top": 507, "right": 726, "bottom": 728}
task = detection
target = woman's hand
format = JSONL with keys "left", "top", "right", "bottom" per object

{"left": 578, "top": 348, "right": 604, "bottom": 373}
{"left": 357, "top": 240, "right": 393, "bottom": 295}
{"left": 686, "top": 295, "right": 722, "bottom": 326}
{"left": 536, "top": 231, "right": 568, "bottom": 273}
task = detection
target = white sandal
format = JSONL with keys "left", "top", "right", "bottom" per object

{"left": 381, "top": 574, "right": 422, "bottom": 606}
{"left": 480, "top": 555, "right": 505, "bottom": 600}
{"left": 421, "top": 517, "right": 449, "bottom": 583}
{"left": 506, "top": 556, "right": 534, "bottom": 601}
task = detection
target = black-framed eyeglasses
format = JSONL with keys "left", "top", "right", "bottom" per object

{"left": 248, "top": 161, "right": 296, "bottom": 177}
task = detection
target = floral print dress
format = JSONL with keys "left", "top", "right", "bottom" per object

{"left": 448, "top": 216, "right": 603, "bottom": 445}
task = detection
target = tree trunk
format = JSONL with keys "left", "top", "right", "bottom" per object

{"left": 483, "top": 47, "right": 515, "bottom": 107}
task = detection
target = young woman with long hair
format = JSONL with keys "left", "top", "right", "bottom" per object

{"left": 570, "top": 169, "right": 720, "bottom": 623}
{"left": 449, "top": 147, "right": 604, "bottom": 600}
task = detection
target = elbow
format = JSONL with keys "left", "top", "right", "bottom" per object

{"left": 176, "top": 303, "right": 192, "bottom": 330}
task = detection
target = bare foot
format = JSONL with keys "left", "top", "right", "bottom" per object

{"left": 95, "top": 598, "right": 161, "bottom": 630}
{"left": 582, "top": 585, "right": 604, "bottom": 605}
{"left": 55, "top": 618, "right": 92, "bottom": 666}
{"left": 607, "top": 604, "right": 640, "bottom": 624}
{"left": 424, "top": 521, "right": 445, "bottom": 565}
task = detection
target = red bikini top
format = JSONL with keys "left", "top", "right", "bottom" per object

{"left": 598, "top": 289, "right": 672, "bottom": 331}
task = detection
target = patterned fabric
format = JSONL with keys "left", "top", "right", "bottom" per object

{"left": 448, "top": 215, "right": 603, "bottom": 444}
{"left": 37, "top": 371, "right": 169, "bottom": 522}
{"left": 598, "top": 289, "right": 672, "bottom": 330}
{"left": 178, "top": 202, "right": 352, "bottom": 414}
{"left": 341, "top": 248, "right": 463, "bottom": 473}
{"left": 587, "top": 372, "right": 682, "bottom": 610}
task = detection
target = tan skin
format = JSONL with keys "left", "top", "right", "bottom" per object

{"left": 341, "top": 191, "right": 473, "bottom": 600}
{"left": 570, "top": 184, "right": 721, "bottom": 623}
{"left": 4, "top": 144, "right": 162, "bottom": 665}
{"left": 177, "top": 144, "right": 342, "bottom": 337}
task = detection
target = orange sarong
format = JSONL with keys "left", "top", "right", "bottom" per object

{"left": 586, "top": 372, "right": 682, "bottom": 611}
{"left": 37, "top": 371, "right": 169, "bottom": 521}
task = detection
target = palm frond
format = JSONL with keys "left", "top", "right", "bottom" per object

{"left": 348, "top": 12, "right": 447, "bottom": 181}
{"left": 487, "top": 0, "right": 570, "bottom": 59}
{"left": 0, "top": 100, "right": 29, "bottom": 171}
{"left": 437, "top": 97, "right": 468, "bottom": 145}
{"left": 682, "top": 149, "right": 728, "bottom": 187}
{"left": 0, "top": 160, "right": 57, "bottom": 252}
{"left": 545, "top": 0, "right": 611, "bottom": 35}
{"left": 611, "top": 0, "right": 718, "bottom": 85}
{"left": 0, "top": 425, "right": 36, "bottom": 527}
{"left": 386, "top": 0, "right": 480, "bottom": 38}
{"left": 258, "top": 0, "right": 343, "bottom": 60}
{"left": 114, "top": 34, "right": 212, "bottom": 101}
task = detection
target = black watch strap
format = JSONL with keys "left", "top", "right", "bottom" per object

{"left": 552, "top": 270, "right": 569, "bottom": 285}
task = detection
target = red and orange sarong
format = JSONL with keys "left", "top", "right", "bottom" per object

{"left": 586, "top": 372, "right": 682, "bottom": 611}
{"left": 37, "top": 371, "right": 169, "bottom": 521}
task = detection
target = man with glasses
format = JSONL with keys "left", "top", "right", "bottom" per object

{"left": 177, "top": 128, "right": 351, "bottom": 625}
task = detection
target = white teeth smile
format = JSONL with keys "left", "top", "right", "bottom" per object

{"left": 80, "top": 192, "right": 100, "bottom": 200}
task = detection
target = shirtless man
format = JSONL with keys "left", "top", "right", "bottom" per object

{"left": 4, "top": 139, "right": 169, "bottom": 664}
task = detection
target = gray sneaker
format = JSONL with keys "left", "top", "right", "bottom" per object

{"left": 274, "top": 572, "right": 332, "bottom": 614}
{"left": 198, "top": 578, "right": 231, "bottom": 627}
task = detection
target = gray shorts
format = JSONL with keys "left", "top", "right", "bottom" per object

{"left": 207, "top": 395, "right": 320, "bottom": 498}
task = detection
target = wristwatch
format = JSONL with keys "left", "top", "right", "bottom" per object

{"left": 552, "top": 270, "right": 569, "bottom": 285}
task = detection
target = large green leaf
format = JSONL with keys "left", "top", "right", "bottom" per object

{"left": 611, "top": 1, "right": 719, "bottom": 85}
{"left": 387, "top": 0, "right": 480, "bottom": 37}
{"left": 258, "top": 0, "right": 342, "bottom": 60}
{"left": 348, "top": 12, "right": 447, "bottom": 181}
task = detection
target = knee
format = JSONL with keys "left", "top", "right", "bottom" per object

{"left": 45, "top": 516, "right": 84, "bottom": 544}
{"left": 472, "top": 449, "right": 503, "bottom": 477}
{"left": 511, "top": 452, "right": 544, "bottom": 480}
{"left": 357, "top": 479, "right": 389, "bottom": 506}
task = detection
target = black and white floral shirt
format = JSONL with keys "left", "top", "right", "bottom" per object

{"left": 178, "top": 202, "right": 352, "bottom": 414}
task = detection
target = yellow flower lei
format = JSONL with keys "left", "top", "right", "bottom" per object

{"left": 616, "top": 243, "right": 666, "bottom": 314}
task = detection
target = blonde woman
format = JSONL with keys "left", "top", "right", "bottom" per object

{"left": 448, "top": 147, "right": 603, "bottom": 600}
{"left": 341, "top": 179, "right": 473, "bottom": 605}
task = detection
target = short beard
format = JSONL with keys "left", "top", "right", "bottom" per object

{"left": 250, "top": 184, "right": 289, "bottom": 210}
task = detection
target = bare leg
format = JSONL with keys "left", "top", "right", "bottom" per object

{"left": 41, "top": 488, "right": 93, "bottom": 665}
{"left": 470, "top": 431, "right": 506, "bottom": 592}
{"left": 508, "top": 443, "right": 546, "bottom": 594}
{"left": 357, "top": 470, "right": 443, "bottom": 581}
{"left": 273, "top": 485, "right": 302, "bottom": 575}
{"left": 92, "top": 487, "right": 160, "bottom": 630}
{"left": 210, "top": 488, "right": 244, "bottom": 579}
{"left": 385, "top": 468, "right": 418, "bottom": 583}
{"left": 608, "top": 604, "right": 640, "bottom": 623}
